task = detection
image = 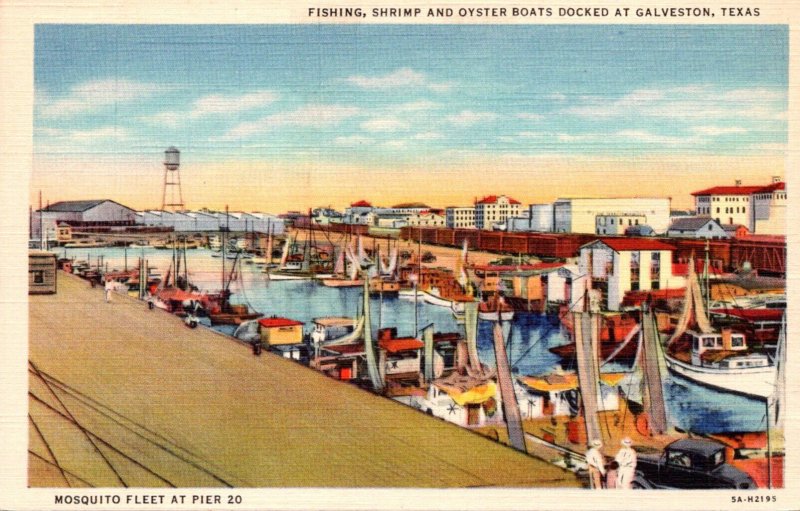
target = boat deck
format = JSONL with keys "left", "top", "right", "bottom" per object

{"left": 28, "top": 273, "right": 579, "bottom": 488}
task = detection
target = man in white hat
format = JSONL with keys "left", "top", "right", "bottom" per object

{"left": 585, "top": 439, "right": 605, "bottom": 489}
{"left": 615, "top": 437, "right": 637, "bottom": 489}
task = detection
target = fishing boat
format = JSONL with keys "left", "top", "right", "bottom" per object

{"left": 664, "top": 329, "right": 775, "bottom": 399}
{"left": 478, "top": 294, "right": 515, "bottom": 321}
{"left": 320, "top": 239, "right": 363, "bottom": 287}
{"left": 64, "top": 239, "right": 107, "bottom": 248}
{"left": 662, "top": 261, "right": 777, "bottom": 399}
{"left": 264, "top": 233, "right": 334, "bottom": 281}
{"left": 550, "top": 311, "right": 641, "bottom": 362}
{"left": 208, "top": 211, "right": 262, "bottom": 325}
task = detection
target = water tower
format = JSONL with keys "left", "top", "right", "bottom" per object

{"left": 161, "top": 146, "right": 185, "bottom": 211}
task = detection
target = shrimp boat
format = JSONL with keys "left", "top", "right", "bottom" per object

{"left": 320, "top": 238, "right": 363, "bottom": 287}
{"left": 265, "top": 233, "right": 334, "bottom": 281}
{"left": 663, "top": 261, "right": 777, "bottom": 399}
{"left": 478, "top": 294, "right": 515, "bottom": 322}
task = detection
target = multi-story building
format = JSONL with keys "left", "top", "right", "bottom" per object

{"left": 474, "top": 195, "right": 522, "bottom": 230}
{"left": 552, "top": 197, "right": 671, "bottom": 234}
{"left": 578, "top": 238, "right": 684, "bottom": 311}
{"left": 691, "top": 177, "right": 785, "bottom": 234}
{"left": 407, "top": 210, "right": 446, "bottom": 227}
{"left": 445, "top": 206, "right": 476, "bottom": 229}
{"left": 595, "top": 213, "right": 648, "bottom": 235}
{"left": 751, "top": 179, "right": 786, "bottom": 235}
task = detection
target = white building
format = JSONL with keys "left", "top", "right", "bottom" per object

{"left": 553, "top": 197, "right": 671, "bottom": 235}
{"left": 407, "top": 210, "right": 446, "bottom": 227}
{"left": 578, "top": 238, "right": 684, "bottom": 311}
{"left": 691, "top": 178, "right": 785, "bottom": 234}
{"left": 595, "top": 213, "right": 648, "bottom": 235}
{"left": 445, "top": 206, "right": 476, "bottom": 229}
{"left": 666, "top": 217, "right": 729, "bottom": 239}
{"left": 751, "top": 180, "right": 786, "bottom": 235}
{"left": 475, "top": 195, "right": 522, "bottom": 230}
{"left": 32, "top": 199, "right": 138, "bottom": 239}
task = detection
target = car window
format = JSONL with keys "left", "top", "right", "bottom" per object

{"left": 667, "top": 451, "right": 692, "bottom": 468}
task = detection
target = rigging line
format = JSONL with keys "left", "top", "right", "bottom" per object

{"left": 28, "top": 413, "right": 71, "bottom": 487}
{"left": 28, "top": 450, "right": 95, "bottom": 488}
{"left": 29, "top": 391, "right": 177, "bottom": 488}
{"left": 33, "top": 370, "right": 236, "bottom": 488}
{"left": 29, "top": 362, "right": 128, "bottom": 488}
{"left": 510, "top": 321, "right": 562, "bottom": 368}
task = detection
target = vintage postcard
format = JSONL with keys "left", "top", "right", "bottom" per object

{"left": 1, "top": 1, "right": 798, "bottom": 509}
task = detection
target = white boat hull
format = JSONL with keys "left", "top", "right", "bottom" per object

{"left": 665, "top": 354, "right": 776, "bottom": 399}
{"left": 266, "top": 272, "right": 334, "bottom": 281}
{"left": 478, "top": 311, "right": 515, "bottom": 322}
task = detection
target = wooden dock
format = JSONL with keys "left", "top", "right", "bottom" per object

{"left": 28, "top": 273, "right": 580, "bottom": 488}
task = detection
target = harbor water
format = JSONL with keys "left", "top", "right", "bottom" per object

{"left": 63, "top": 246, "right": 771, "bottom": 434}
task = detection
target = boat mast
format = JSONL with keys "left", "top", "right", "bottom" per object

{"left": 362, "top": 277, "right": 383, "bottom": 392}
{"left": 491, "top": 315, "right": 526, "bottom": 452}
{"left": 574, "top": 292, "right": 603, "bottom": 445}
{"left": 639, "top": 301, "right": 667, "bottom": 435}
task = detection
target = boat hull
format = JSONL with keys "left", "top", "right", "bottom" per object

{"left": 209, "top": 312, "right": 262, "bottom": 325}
{"left": 478, "top": 311, "right": 515, "bottom": 322}
{"left": 320, "top": 278, "right": 364, "bottom": 288}
{"left": 664, "top": 354, "right": 776, "bottom": 399}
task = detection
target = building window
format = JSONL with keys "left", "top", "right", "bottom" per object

{"left": 32, "top": 270, "right": 44, "bottom": 284}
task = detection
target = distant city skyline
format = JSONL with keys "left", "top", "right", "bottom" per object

{"left": 32, "top": 25, "right": 787, "bottom": 212}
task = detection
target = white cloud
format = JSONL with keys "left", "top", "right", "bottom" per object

{"left": 564, "top": 86, "right": 786, "bottom": 121}
{"left": 516, "top": 113, "right": 544, "bottom": 121}
{"left": 35, "top": 126, "right": 128, "bottom": 144}
{"left": 615, "top": 130, "right": 697, "bottom": 147}
{"left": 218, "top": 104, "right": 360, "bottom": 141}
{"left": 412, "top": 131, "right": 444, "bottom": 141}
{"left": 691, "top": 126, "right": 748, "bottom": 136}
{"left": 446, "top": 110, "right": 498, "bottom": 126}
{"left": 141, "top": 111, "right": 183, "bottom": 128}
{"left": 549, "top": 93, "right": 567, "bottom": 102}
{"left": 346, "top": 68, "right": 451, "bottom": 92}
{"left": 189, "top": 90, "right": 277, "bottom": 118}
{"left": 361, "top": 117, "right": 409, "bottom": 132}
{"left": 557, "top": 133, "right": 597, "bottom": 142}
{"left": 391, "top": 100, "right": 441, "bottom": 112}
{"left": 38, "top": 79, "right": 167, "bottom": 118}
{"left": 384, "top": 140, "right": 408, "bottom": 149}
{"left": 334, "top": 135, "right": 372, "bottom": 147}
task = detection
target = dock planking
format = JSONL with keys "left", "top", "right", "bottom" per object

{"left": 28, "top": 273, "right": 579, "bottom": 488}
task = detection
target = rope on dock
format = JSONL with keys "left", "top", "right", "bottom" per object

{"left": 28, "top": 450, "right": 95, "bottom": 488}
{"left": 28, "top": 414, "right": 71, "bottom": 487}
{"left": 29, "top": 361, "right": 129, "bottom": 487}
{"left": 29, "top": 391, "right": 177, "bottom": 488}
{"left": 30, "top": 364, "right": 237, "bottom": 488}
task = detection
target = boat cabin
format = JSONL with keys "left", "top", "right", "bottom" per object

{"left": 422, "top": 375, "right": 501, "bottom": 427}
{"left": 687, "top": 329, "right": 769, "bottom": 369}
{"left": 259, "top": 317, "right": 304, "bottom": 346}
{"left": 377, "top": 328, "right": 424, "bottom": 385}
{"left": 516, "top": 373, "right": 624, "bottom": 419}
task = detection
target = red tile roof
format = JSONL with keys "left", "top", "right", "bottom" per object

{"left": 759, "top": 182, "right": 785, "bottom": 192}
{"left": 350, "top": 200, "right": 372, "bottom": 207}
{"left": 379, "top": 337, "right": 424, "bottom": 353}
{"left": 476, "top": 195, "right": 521, "bottom": 205}
{"left": 691, "top": 183, "right": 784, "bottom": 196}
{"left": 589, "top": 238, "right": 675, "bottom": 252}
{"left": 258, "top": 317, "right": 304, "bottom": 328}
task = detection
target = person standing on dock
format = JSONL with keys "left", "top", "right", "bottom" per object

{"left": 614, "top": 437, "right": 637, "bottom": 489}
{"left": 585, "top": 439, "right": 606, "bottom": 489}
{"left": 104, "top": 278, "right": 113, "bottom": 303}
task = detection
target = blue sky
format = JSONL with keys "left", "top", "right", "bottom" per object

{"left": 34, "top": 25, "right": 788, "bottom": 163}
{"left": 31, "top": 25, "right": 788, "bottom": 210}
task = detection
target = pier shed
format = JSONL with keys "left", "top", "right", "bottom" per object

{"left": 28, "top": 251, "right": 57, "bottom": 294}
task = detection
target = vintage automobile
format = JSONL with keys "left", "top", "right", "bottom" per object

{"left": 634, "top": 438, "right": 756, "bottom": 489}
